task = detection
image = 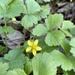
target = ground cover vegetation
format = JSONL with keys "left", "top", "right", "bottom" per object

{"left": 0, "top": 0, "right": 75, "bottom": 75}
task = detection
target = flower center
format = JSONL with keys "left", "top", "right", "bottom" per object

{"left": 32, "top": 44, "right": 36, "bottom": 49}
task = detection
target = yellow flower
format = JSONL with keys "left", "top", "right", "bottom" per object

{"left": 26, "top": 39, "right": 42, "bottom": 56}
{"left": 70, "top": 0, "right": 72, "bottom": 2}
{"left": 12, "top": 18, "right": 17, "bottom": 22}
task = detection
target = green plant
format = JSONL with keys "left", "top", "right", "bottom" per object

{"left": 0, "top": 0, "right": 24, "bottom": 51}
{"left": 0, "top": 0, "right": 75, "bottom": 75}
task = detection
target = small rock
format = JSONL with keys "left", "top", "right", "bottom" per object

{"left": 1, "top": 30, "right": 25, "bottom": 49}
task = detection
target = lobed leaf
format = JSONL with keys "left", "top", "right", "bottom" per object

{"left": 38, "top": 38, "right": 57, "bottom": 53}
{"left": 45, "top": 14, "right": 63, "bottom": 30}
{"left": 69, "top": 56, "right": 75, "bottom": 71}
{"left": 3, "top": 26, "right": 14, "bottom": 33}
{"left": 26, "top": 0, "right": 41, "bottom": 14}
{"left": 70, "top": 38, "right": 75, "bottom": 47}
{"left": 70, "top": 27, "right": 75, "bottom": 36}
{"left": 0, "top": 0, "right": 25, "bottom": 18}
{"left": 0, "top": 0, "right": 12, "bottom": 6}
{"left": 32, "top": 24, "right": 48, "bottom": 36}
{"left": 32, "top": 52, "right": 57, "bottom": 75}
{"left": 6, "top": 69, "right": 27, "bottom": 75}
{"left": 21, "top": 15, "right": 38, "bottom": 29}
{"left": 4, "top": 48, "right": 25, "bottom": 69}
{"left": 60, "top": 38, "right": 71, "bottom": 55}
{"left": 35, "top": 6, "right": 49, "bottom": 20}
{"left": 0, "top": 3, "right": 6, "bottom": 15}
{"left": 6, "top": 0, "right": 25, "bottom": 18}
{"left": 24, "top": 57, "right": 32, "bottom": 75}
{"left": 51, "top": 50, "right": 72, "bottom": 71}
{"left": 0, "top": 62, "right": 9, "bottom": 75}
{"left": 9, "top": 54, "right": 25, "bottom": 70}
{"left": 45, "top": 30, "right": 65, "bottom": 46}
{"left": 70, "top": 48, "right": 75, "bottom": 57}
{"left": 62, "top": 20, "right": 75, "bottom": 30}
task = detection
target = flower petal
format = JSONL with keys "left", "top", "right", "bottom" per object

{"left": 36, "top": 46, "right": 42, "bottom": 51}
{"left": 34, "top": 39, "right": 38, "bottom": 46}
{"left": 26, "top": 47, "right": 31, "bottom": 52}
{"left": 32, "top": 49, "right": 37, "bottom": 56}
{"left": 28, "top": 40, "right": 32, "bottom": 46}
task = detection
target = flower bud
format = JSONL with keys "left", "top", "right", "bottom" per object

{"left": 70, "top": 0, "right": 72, "bottom": 2}
{"left": 12, "top": 18, "right": 17, "bottom": 22}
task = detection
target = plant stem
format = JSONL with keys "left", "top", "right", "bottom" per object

{"left": 4, "top": 17, "right": 7, "bottom": 27}
{"left": 4, "top": 33, "right": 8, "bottom": 52}
{"left": 4, "top": 17, "right": 8, "bottom": 52}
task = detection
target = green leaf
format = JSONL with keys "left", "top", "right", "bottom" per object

{"left": 60, "top": 29, "right": 72, "bottom": 37}
{"left": 32, "top": 24, "right": 48, "bottom": 36}
{"left": 23, "top": 5, "right": 27, "bottom": 14}
{"left": 21, "top": 15, "right": 38, "bottom": 29}
{"left": 0, "top": 62, "right": 9, "bottom": 75}
{"left": 45, "top": 14, "right": 63, "bottom": 30}
{"left": 64, "top": 31, "right": 72, "bottom": 37}
{"left": 3, "top": 26, "right": 14, "bottom": 33}
{"left": 0, "top": 3, "right": 6, "bottom": 15}
{"left": 0, "top": 26, "right": 14, "bottom": 34}
{"left": 26, "top": 0, "right": 41, "bottom": 14}
{"left": 70, "top": 27, "right": 75, "bottom": 36}
{"left": 24, "top": 41, "right": 28, "bottom": 50}
{"left": 0, "top": 57, "right": 5, "bottom": 62}
{"left": 0, "top": 0, "right": 25, "bottom": 18}
{"left": 0, "top": 26, "right": 4, "bottom": 34}
{"left": 32, "top": 52, "right": 57, "bottom": 75}
{"left": 41, "top": 6, "right": 49, "bottom": 18}
{"left": 24, "top": 57, "right": 32, "bottom": 75}
{"left": 21, "top": 1, "right": 49, "bottom": 29}
{"left": 9, "top": 54, "right": 25, "bottom": 70}
{"left": 39, "top": 6, "right": 49, "bottom": 19}
{"left": 0, "top": 0, "right": 12, "bottom": 6}
{"left": 0, "top": 14, "right": 3, "bottom": 19}
{"left": 38, "top": 37, "right": 57, "bottom": 53}
{"left": 21, "top": 0, "right": 41, "bottom": 29}
{"left": 6, "top": 69, "right": 27, "bottom": 75}
{"left": 45, "top": 30, "right": 65, "bottom": 46}
{"left": 4, "top": 48, "right": 24, "bottom": 61}
{"left": 4, "top": 48, "right": 25, "bottom": 69}
{"left": 70, "top": 38, "right": 75, "bottom": 47}
{"left": 6, "top": 0, "right": 25, "bottom": 18}
{"left": 70, "top": 48, "right": 75, "bottom": 57}
{"left": 62, "top": 20, "right": 75, "bottom": 30}
{"left": 69, "top": 56, "right": 75, "bottom": 71}
{"left": 60, "top": 38, "right": 71, "bottom": 55}
{"left": 51, "top": 50, "right": 72, "bottom": 71}
{"left": 34, "top": 6, "right": 49, "bottom": 20}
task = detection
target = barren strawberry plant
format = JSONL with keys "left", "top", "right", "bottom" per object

{"left": 0, "top": 0, "right": 75, "bottom": 75}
